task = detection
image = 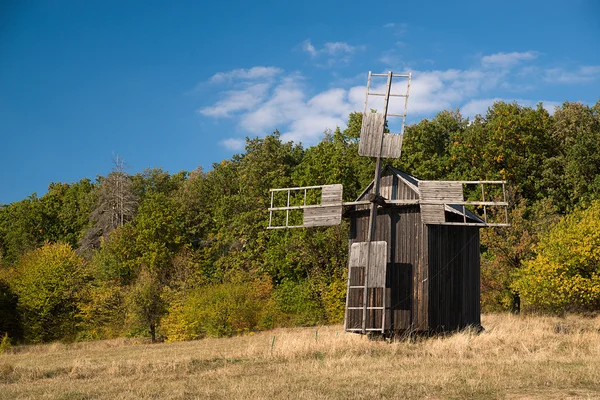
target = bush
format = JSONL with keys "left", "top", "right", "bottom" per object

{"left": 272, "top": 279, "right": 326, "bottom": 326}
{"left": 512, "top": 200, "right": 600, "bottom": 313}
{"left": 161, "top": 277, "right": 273, "bottom": 341}
{"left": 76, "top": 281, "right": 127, "bottom": 341}
{"left": 319, "top": 276, "right": 347, "bottom": 324}
{"left": 0, "top": 333, "right": 11, "bottom": 354}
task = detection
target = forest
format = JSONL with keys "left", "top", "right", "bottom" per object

{"left": 1, "top": 100, "right": 599, "bottom": 345}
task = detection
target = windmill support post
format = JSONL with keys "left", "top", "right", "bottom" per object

{"left": 362, "top": 71, "right": 393, "bottom": 333}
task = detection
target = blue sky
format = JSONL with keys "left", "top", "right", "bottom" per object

{"left": 1, "top": 0, "right": 599, "bottom": 204}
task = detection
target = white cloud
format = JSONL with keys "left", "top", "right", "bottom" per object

{"left": 199, "top": 83, "right": 270, "bottom": 117}
{"left": 301, "top": 40, "right": 360, "bottom": 56}
{"left": 382, "top": 22, "right": 408, "bottom": 35}
{"left": 199, "top": 51, "right": 589, "bottom": 149}
{"left": 544, "top": 65, "right": 600, "bottom": 83}
{"left": 240, "top": 76, "right": 307, "bottom": 134}
{"left": 220, "top": 138, "right": 246, "bottom": 151}
{"left": 481, "top": 51, "right": 538, "bottom": 68}
{"left": 460, "top": 98, "right": 504, "bottom": 117}
{"left": 307, "top": 88, "right": 348, "bottom": 115}
{"left": 281, "top": 115, "right": 347, "bottom": 143}
{"left": 323, "top": 42, "right": 356, "bottom": 55}
{"left": 302, "top": 40, "right": 318, "bottom": 57}
{"left": 208, "top": 66, "right": 282, "bottom": 83}
{"left": 300, "top": 39, "right": 364, "bottom": 66}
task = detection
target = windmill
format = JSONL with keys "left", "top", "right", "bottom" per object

{"left": 268, "top": 71, "right": 509, "bottom": 335}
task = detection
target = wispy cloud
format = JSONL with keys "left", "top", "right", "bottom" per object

{"left": 208, "top": 66, "right": 282, "bottom": 84}
{"left": 220, "top": 138, "right": 246, "bottom": 151}
{"left": 383, "top": 22, "right": 408, "bottom": 35}
{"left": 300, "top": 39, "right": 365, "bottom": 66}
{"left": 323, "top": 42, "right": 356, "bottom": 55}
{"left": 199, "top": 83, "right": 270, "bottom": 117}
{"left": 481, "top": 51, "right": 538, "bottom": 68}
{"left": 199, "top": 51, "right": 590, "bottom": 149}
{"left": 301, "top": 40, "right": 318, "bottom": 57}
{"left": 544, "top": 65, "right": 600, "bottom": 83}
{"left": 199, "top": 66, "right": 283, "bottom": 117}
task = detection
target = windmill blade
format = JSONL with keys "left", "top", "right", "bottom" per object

{"left": 268, "top": 184, "right": 343, "bottom": 229}
{"left": 359, "top": 72, "right": 411, "bottom": 160}
{"left": 418, "top": 180, "right": 510, "bottom": 226}
{"left": 358, "top": 113, "right": 403, "bottom": 158}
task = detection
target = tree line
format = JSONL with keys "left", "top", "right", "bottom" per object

{"left": 1, "top": 100, "right": 599, "bottom": 344}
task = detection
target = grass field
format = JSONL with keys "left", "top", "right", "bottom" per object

{"left": 1, "top": 313, "right": 600, "bottom": 399}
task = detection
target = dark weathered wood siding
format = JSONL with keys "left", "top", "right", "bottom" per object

{"left": 427, "top": 225, "right": 481, "bottom": 331}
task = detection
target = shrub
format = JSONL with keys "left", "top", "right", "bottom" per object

{"left": 161, "top": 277, "right": 273, "bottom": 340}
{"left": 272, "top": 279, "right": 326, "bottom": 326}
{"left": 320, "top": 276, "right": 347, "bottom": 324}
{"left": 512, "top": 200, "right": 600, "bottom": 312}
{"left": 0, "top": 333, "right": 11, "bottom": 354}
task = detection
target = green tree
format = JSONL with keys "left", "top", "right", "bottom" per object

{"left": 450, "top": 102, "right": 554, "bottom": 201}
{"left": 12, "top": 242, "right": 85, "bottom": 342}
{"left": 541, "top": 101, "right": 600, "bottom": 212}
{"left": 126, "top": 268, "right": 166, "bottom": 342}
{"left": 0, "top": 195, "right": 44, "bottom": 266}
{"left": 397, "top": 110, "right": 465, "bottom": 180}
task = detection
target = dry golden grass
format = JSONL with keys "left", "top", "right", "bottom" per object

{"left": 1, "top": 313, "right": 600, "bottom": 399}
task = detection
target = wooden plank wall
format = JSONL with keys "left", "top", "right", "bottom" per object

{"left": 349, "top": 205, "right": 424, "bottom": 332}
{"left": 427, "top": 225, "right": 481, "bottom": 331}
{"left": 357, "top": 170, "right": 419, "bottom": 211}
{"left": 348, "top": 242, "right": 387, "bottom": 288}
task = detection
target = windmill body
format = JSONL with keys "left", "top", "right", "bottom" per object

{"left": 268, "top": 71, "right": 509, "bottom": 335}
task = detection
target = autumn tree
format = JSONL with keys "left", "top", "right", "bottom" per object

{"left": 512, "top": 200, "right": 600, "bottom": 312}
{"left": 11, "top": 243, "right": 86, "bottom": 342}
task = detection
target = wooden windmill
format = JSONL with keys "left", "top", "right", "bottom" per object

{"left": 268, "top": 71, "right": 509, "bottom": 335}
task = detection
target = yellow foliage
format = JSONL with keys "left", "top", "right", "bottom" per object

{"left": 513, "top": 200, "right": 600, "bottom": 312}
